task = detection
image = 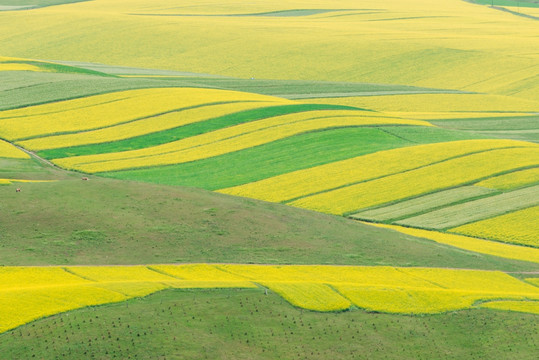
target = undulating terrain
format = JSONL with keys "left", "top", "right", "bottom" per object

{"left": 0, "top": 0, "right": 538, "bottom": 358}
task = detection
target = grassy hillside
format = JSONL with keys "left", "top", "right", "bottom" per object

{"left": 1, "top": 288, "right": 537, "bottom": 360}
{"left": 3, "top": 166, "right": 535, "bottom": 270}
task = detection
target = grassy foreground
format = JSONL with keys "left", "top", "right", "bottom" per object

{"left": 1, "top": 288, "right": 537, "bottom": 360}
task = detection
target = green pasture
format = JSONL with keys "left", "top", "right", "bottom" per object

{"left": 1, "top": 288, "right": 537, "bottom": 360}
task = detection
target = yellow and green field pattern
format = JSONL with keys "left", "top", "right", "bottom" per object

{"left": 2, "top": 264, "right": 538, "bottom": 333}
{"left": 220, "top": 140, "right": 538, "bottom": 208}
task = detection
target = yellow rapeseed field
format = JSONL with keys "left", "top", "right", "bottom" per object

{"left": 0, "top": 87, "right": 284, "bottom": 140}
{"left": 0, "top": 63, "right": 43, "bottom": 72}
{"left": 1, "top": 1, "right": 538, "bottom": 100}
{"left": 219, "top": 139, "right": 536, "bottom": 203}
{"left": 53, "top": 112, "right": 430, "bottom": 173}
{"left": 450, "top": 206, "right": 539, "bottom": 248}
{"left": 2, "top": 264, "right": 539, "bottom": 333}
{"left": 18, "top": 100, "right": 286, "bottom": 151}
{"left": 480, "top": 300, "right": 539, "bottom": 315}
{"left": 261, "top": 282, "right": 351, "bottom": 311}
{"left": 290, "top": 147, "right": 539, "bottom": 214}
{"left": 369, "top": 223, "right": 539, "bottom": 264}
{"left": 475, "top": 168, "right": 539, "bottom": 190}
{"left": 150, "top": 264, "right": 257, "bottom": 288}
{"left": 0, "top": 139, "right": 29, "bottom": 159}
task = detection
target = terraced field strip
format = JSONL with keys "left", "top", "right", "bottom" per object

{"left": 2, "top": 264, "right": 538, "bottom": 333}
{"left": 396, "top": 185, "right": 539, "bottom": 229}
{"left": 219, "top": 139, "right": 531, "bottom": 203}
{"left": 290, "top": 146, "right": 539, "bottom": 215}
{"left": 18, "top": 100, "right": 288, "bottom": 151}
{"left": 36, "top": 104, "right": 355, "bottom": 158}
{"left": 0, "top": 87, "right": 285, "bottom": 140}
{"left": 54, "top": 112, "right": 430, "bottom": 173}
{"left": 0, "top": 139, "right": 29, "bottom": 159}
{"left": 351, "top": 186, "right": 497, "bottom": 222}
{"left": 450, "top": 206, "right": 539, "bottom": 248}
{"left": 475, "top": 167, "right": 539, "bottom": 190}
{"left": 369, "top": 223, "right": 539, "bottom": 263}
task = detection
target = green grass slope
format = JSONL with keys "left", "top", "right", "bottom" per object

{"left": 0, "top": 161, "right": 535, "bottom": 270}
{"left": 1, "top": 288, "right": 537, "bottom": 360}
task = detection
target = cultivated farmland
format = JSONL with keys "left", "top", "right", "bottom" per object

{"left": 1, "top": 0, "right": 538, "bottom": 358}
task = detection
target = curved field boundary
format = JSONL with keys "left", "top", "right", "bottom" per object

{"left": 218, "top": 139, "right": 535, "bottom": 203}
{"left": 396, "top": 185, "right": 539, "bottom": 229}
{"left": 450, "top": 206, "right": 539, "bottom": 248}
{"left": 289, "top": 147, "right": 539, "bottom": 215}
{"left": 53, "top": 114, "right": 430, "bottom": 173}
{"left": 34, "top": 104, "right": 355, "bottom": 158}
{"left": 1, "top": 264, "right": 538, "bottom": 333}
{"left": 368, "top": 223, "right": 539, "bottom": 264}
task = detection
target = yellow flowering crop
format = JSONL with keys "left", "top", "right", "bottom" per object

{"left": 2, "top": 264, "right": 539, "bottom": 333}
{"left": 219, "top": 139, "right": 532, "bottom": 203}
{"left": 150, "top": 264, "right": 256, "bottom": 288}
{"left": 526, "top": 278, "right": 539, "bottom": 287}
{"left": 475, "top": 167, "right": 539, "bottom": 190}
{"left": 0, "top": 139, "right": 29, "bottom": 159}
{"left": 0, "top": 63, "right": 43, "bottom": 72}
{"left": 53, "top": 112, "right": 430, "bottom": 173}
{"left": 290, "top": 147, "right": 539, "bottom": 215}
{"left": 0, "top": 87, "right": 284, "bottom": 140}
{"left": 0, "top": 285, "right": 127, "bottom": 334}
{"left": 18, "top": 100, "right": 284, "bottom": 151}
{"left": 480, "top": 300, "right": 539, "bottom": 315}
{"left": 450, "top": 206, "right": 539, "bottom": 248}
{"left": 0, "top": 179, "right": 56, "bottom": 185}
{"left": 369, "top": 223, "right": 539, "bottom": 264}
{"left": 261, "top": 282, "right": 351, "bottom": 311}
